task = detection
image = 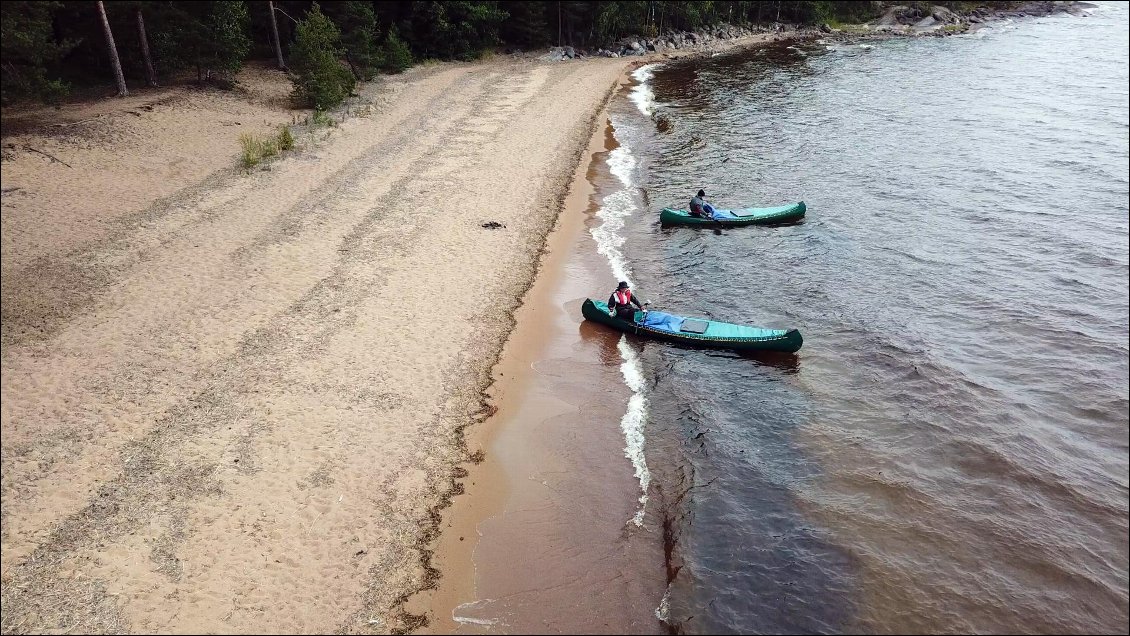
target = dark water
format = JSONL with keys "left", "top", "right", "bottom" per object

{"left": 601, "top": 5, "right": 1129, "bottom": 634}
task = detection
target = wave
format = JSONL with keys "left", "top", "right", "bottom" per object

{"left": 452, "top": 599, "right": 501, "bottom": 627}
{"left": 655, "top": 583, "right": 672, "bottom": 622}
{"left": 629, "top": 64, "right": 661, "bottom": 117}
{"left": 607, "top": 145, "right": 637, "bottom": 189}
{"left": 590, "top": 188, "right": 636, "bottom": 284}
{"left": 618, "top": 335, "right": 651, "bottom": 526}
{"left": 594, "top": 98, "right": 654, "bottom": 525}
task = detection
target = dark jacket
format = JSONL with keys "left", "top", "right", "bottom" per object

{"left": 689, "top": 195, "right": 707, "bottom": 217}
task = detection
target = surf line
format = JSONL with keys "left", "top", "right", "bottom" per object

{"left": 588, "top": 66, "right": 662, "bottom": 526}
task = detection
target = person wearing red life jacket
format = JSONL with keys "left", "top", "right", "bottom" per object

{"left": 608, "top": 281, "right": 645, "bottom": 321}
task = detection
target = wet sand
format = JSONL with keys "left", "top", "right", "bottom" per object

{"left": 415, "top": 116, "right": 667, "bottom": 633}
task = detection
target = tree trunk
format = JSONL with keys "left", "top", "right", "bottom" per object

{"left": 345, "top": 52, "right": 361, "bottom": 81}
{"left": 97, "top": 0, "right": 128, "bottom": 96}
{"left": 268, "top": 1, "right": 286, "bottom": 70}
{"left": 135, "top": 7, "right": 157, "bottom": 87}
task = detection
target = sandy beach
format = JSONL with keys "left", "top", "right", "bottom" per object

{"left": 2, "top": 29, "right": 797, "bottom": 633}
{"left": 1, "top": 53, "right": 630, "bottom": 633}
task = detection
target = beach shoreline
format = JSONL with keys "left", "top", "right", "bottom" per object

{"left": 1, "top": 22, "right": 889, "bottom": 635}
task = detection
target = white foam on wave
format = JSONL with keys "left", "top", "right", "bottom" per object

{"left": 452, "top": 599, "right": 500, "bottom": 627}
{"left": 654, "top": 584, "right": 672, "bottom": 622}
{"left": 590, "top": 189, "right": 635, "bottom": 285}
{"left": 607, "top": 144, "right": 636, "bottom": 188}
{"left": 629, "top": 64, "right": 660, "bottom": 116}
{"left": 617, "top": 336, "right": 651, "bottom": 526}
{"left": 591, "top": 120, "right": 650, "bottom": 526}
{"left": 589, "top": 145, "right": 639, "bottom": 284}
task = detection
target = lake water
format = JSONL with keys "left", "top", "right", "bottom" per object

{"left": 593, "top": 4, "right": 1128, "bottom": 633}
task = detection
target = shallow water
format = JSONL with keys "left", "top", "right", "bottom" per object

{"left": 597, "top": 5, "right": 1128, "bottom": 634}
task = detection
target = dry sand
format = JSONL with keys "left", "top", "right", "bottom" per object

{"left": 1, "top": 56, "right": 626, "bottom": 634}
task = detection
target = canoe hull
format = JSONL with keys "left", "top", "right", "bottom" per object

{"left": 660, "top": 201, "right": 806, "bottom": 227}
{"left": 581, "top": 299, "right": 803, "bottom": 353}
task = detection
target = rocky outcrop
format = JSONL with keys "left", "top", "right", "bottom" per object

{"left": 582, "top": 23, "right": 781, "bottom": 60}
{"left": 544, "top": 45, "right": 584, "bottom": 61}
{"left": 872, "top": 0, "right": 1087, "bottom": 32}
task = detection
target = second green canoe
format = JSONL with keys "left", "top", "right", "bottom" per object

{"left": 660, "top": 201, "right": 806, "bottom": 227}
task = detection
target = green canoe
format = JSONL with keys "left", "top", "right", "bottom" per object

{"left": 659, "top": 201, "right": 806, "bottom": 227}
{"left": 582, "top": 299, "right": 803, "bottom": 353}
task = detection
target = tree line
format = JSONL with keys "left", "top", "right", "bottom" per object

{"left": 1, "top": 1, "right": 1000, "bottom": 107}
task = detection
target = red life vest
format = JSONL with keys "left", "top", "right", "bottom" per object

{"left": 614, "top": 289, "right": 631, "bottom": 306}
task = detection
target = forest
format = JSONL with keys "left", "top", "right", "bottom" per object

{"left": 1, "top": 1, "right": 994, "bottom": 106}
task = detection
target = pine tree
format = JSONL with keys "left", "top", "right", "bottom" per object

{"left": 289, "top": 3, "right": 355, "bottom": 109}
{"left": 201, "top": 1, "right": 251, "bottom": 81}
{"left": 499, "top": 1, "right": 550, "bottom": 49}
{"left": 323, "top": 1, "right": 381, "bottom": 80}
{"left": 380, "top": 26, "right": 413, "bottom": 74}
{"left": 0, "top": 1, "right": 73, "bottom": 103}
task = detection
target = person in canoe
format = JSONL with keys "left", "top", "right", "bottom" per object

{"left": 689, "top": 189, "right": 716, "bottom": 219}
{"left": 608, "top": 281, "right": 646, "bottom": 321}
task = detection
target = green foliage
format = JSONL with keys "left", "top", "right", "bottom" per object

{"left": 289, "top": 4, "right": 355, "bottom": 110}
{"left": 278, "top": 125, "right": 295, "bottom": 150}
{"left": 808, "top": 1, "right": 875, "bottom": 24}
{"left": 205, "top": 1, "right": 252, "bottom": 76}
{"left": 147, "top": 1, "right": 251, "bottom": 83}
{"left": 311, "top": 109, "right": 337, "bottom": 127}
{"left": 322, "top": 1, "right": 381, "bottom": 80}
{"left": 0, "top": 1, "right": 72, "bottom": 104}
{"left": 499, "top": 1, "right": 549, "bottom": 48}
{"left": 239, "top": 132, "right": 279, "bottom": 168}
{"left": 596, "top": 1, "right": 649, "bottom": 42}
{"left": 379, "top": 27, "right": 414, "bottom": 74}
{"left": 2, "top": 0, "right": 999, "bottom": 106}
{"left": 403, "top": 1, "right": 508, "bottom": 61}
{"left": 664, "top": 1, "right": 714, "bottom": 32}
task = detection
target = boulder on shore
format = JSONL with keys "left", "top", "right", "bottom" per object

{"left": 913, "top": 16, "right": 940, "bottom": 30}
{"left": 930, "top": 5, "right": 960, "bottom": 24}
{"left": 873, "top": 5, "right": 906, "bottom": 26}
